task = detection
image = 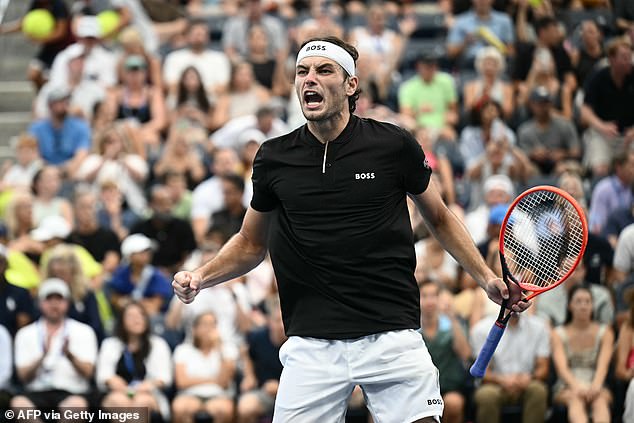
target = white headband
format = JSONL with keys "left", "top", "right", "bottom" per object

{"left": 296, "top": 41, "right": 356, "bottom": 77}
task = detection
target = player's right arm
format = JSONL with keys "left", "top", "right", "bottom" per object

{"left": 172, "top": 207, "right": 272, "bottom": 303}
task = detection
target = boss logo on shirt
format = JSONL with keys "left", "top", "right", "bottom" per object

{"left": 355, "top": 173, "right": 375, "bottom": 180}
{"left": 306, "top": 45, "right": 326, "bottom": 51}
{"left": 427, "top": 398, "right": 443, "bottom": 406}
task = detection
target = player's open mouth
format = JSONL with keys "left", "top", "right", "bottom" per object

{"left": 304, "top": 91, "right": 323, "bottom": 108}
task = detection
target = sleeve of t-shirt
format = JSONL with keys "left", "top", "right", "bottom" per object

{"left": 442, "top": 74, "right": 458, "bottom": 104}
{"left": 108, "top": 267, "right": 132, "bottom": 295}
{"left": 447, "top": 19, "right": 465, "bottom": 46}
{"left": 14, "top": 325, "right": 40, "bottom": 368}
{"left": 614, "top": 225, "right": 634, "bottom": 273}
{"left": 75, "top": 119, "right": 92, "bottom": 151}
{"left": 250, "top": 143, "right": 279, "bottom": 212}
{"left": 15, "top": 286, "right": 35, "bottom": 320}
{"left": 535, "top": 319, "right": 551, "bottom": 357}
{"left": 399, "top": 131, "right": 432, "bottom": 195}
{"left": 145, "top": 271, "right": 174, "bottom": 301}
{"left": 69, "top": 323, "right": 98, "bottom": 364}
{"left": 500, "top": 15, "right": 514, "bottom": 44}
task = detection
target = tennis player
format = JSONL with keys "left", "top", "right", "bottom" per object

{"left": 173, "top": 36, "right": 531, "bottom": 423}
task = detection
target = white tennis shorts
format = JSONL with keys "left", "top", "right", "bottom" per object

{"left": 272, "top": 329, "right": 443, "bottom": 423}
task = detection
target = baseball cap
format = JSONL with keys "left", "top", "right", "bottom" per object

{"left": 75, "top": 16, "right": 101, "bottom": 38}
{"left": 483, "top": 174, "right": 514, "bottom": 197}
{"left": 489, "top": 203, "right": 510, "bottom": 225}
{"left": 124, "top": 55, "right": 147, "bottom": 70}
{"left": 38, "top": 278, "right": 71, "bottom": 300}
{"left": 31, "top": 215, "right": 72, "bottom": 242}
{"left": 121, "top": 233, "right": 156, "bottom": 258}
{"left": 47, "top": 86, "right": 71, "bottom": 103}
{"left": 530, "top": 86, "right": 552, "bottom": 103}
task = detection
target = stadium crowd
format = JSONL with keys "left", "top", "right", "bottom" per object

{"left": 1, "top": 0, "right": 634, "bottom": 422}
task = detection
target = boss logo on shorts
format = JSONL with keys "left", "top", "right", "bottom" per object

{"left": 427, "top": 398, "right": 443, "bottom": 406}
{"left": 355, "top": 173, "right": 375, "bottom": 180}
{"left": 305, "top": 44, "right": 326, "bottom": 51}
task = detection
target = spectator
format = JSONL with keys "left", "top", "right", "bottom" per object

{"left": 615, "top": 0, "right": 634, "bottom": 37}
{"left": 463, "top": 46, "right": 514, "bottom": 120}
{"left": 464, "top": 174, "right": 514, "bottom": 244}
{"left": 163, "top": 18, "right": 231, "bottom": 96}
{"left": 96, "top": 301, "right": 172, "bottom": 420}
{"left": 31, "top": 165, "right": 73, "bottom": 226}
{"left": 98, "top": 54, "right": 168, "bottom": 155}
{"left": 76, "top": 124, "right": 149, "bottom": 216}
{"left": 0, "top": 244, "right": 35, "bottom": 337}
{"left": 172, "top": 311, "right": 238, "bottom": 423}
{"left": 347, "top": 2, "right": 414, "bottom": 105}
{"left": 418, "top": 280, "right": 470, "bottom": 423}
{"left": 210, "top": 61, "right": 273, "bottom": 131}
{"left": 48, "top": 15, "right": 117, "bottom": 89}
{"left": 470, "top": 312, "right": 550, "bottom": 423}
{"left": 244, "top": 23, "right": 288, "bottom": 97}
{"left": 130, "top": 185, "right": 197, "bottom": 275}
{"left": 10, "top": 278, "right": 98, "bottom": 412}
{"left": 513, "top": 16, "right": 576, "bottom": 108}
{"left": 446, "top": 0, "right": 515, "bottom": 70}
{"left": 108, "top": 233, "right": 173, "bottom": 316}
{"left": 517, "top": 86, "right": 581, "bottom": 178}
{"left": 163, "top": 170, "right": 193, "bottom": 221}
{"left": 550, "top": 284, "right": 614, "bottom": 423}
{"left": 168, "top": 66, "right": 215, "bottom": 132}
{"left": 209, "top": 174, "right": 248, "bottom": 243}
{"left": 0, "top": 0, "right": 74, "bottom": 91}
{"left": 415, "top": 236, "right": 459, "bottom": 290}
{"left": 96, "top": 180, "right": 141, "bottom": 242}
{"left": 588, "top": 151, "right": 634, "bottom": 235}
{"left": 581, "top": 37, "right": 634, "bottom": 178}
{"left": 535, "top": 261, "right": 614, "bottom": 326}
{"left": 28, "top": 88, "right": 91, "bottom": 180}
{"left": 152, "top": 125, "right": 207, "bottom": 191}
{"left": 210, "top": 104, "right": 289, "bottom": 152}
{"left": 4, "top": 190, "right": 43, "bottom": 263}
{"left": 569, "top": 19, "right": 606, "bottom": 90}
{"left": 44, "top": 243, "right": 106, "bottom": 342}
{"left": 398, "top": 52, "right": 459, "bottom": 140}
{"left": 191, "top": 148, "right": 246, "bottom": 244}
{"left": 613, "top": 222, "right": 634, "bottom": 287}
{"left": 0, "top": 324, "right": 10, "bottom": 411}
{"left": 292, "top": 0, "right": 345, "bottom": 45}
{"left": 222, "top": 0, "right": 287, "bottom": 62}
{"left": 115, "top": 26, "right": 163, "bottom": 90}
{"left": 34, "top": 44, "right": 106, "bottom": 121}
{"left": 603, "top": 204, "right": 634, "bottom": 248}
{"left": 67, "top": 186, "right": 120, "bottom": 272}
{"left": 0, "top": 222, "right": 41, "bottom": 292}
{"left": 236, "top": 297, "right": 286, "bottom": 423}
{"left": 616, "top": 286, "right": 634, "bottom": 423}
{"left": 459, "top": 99, "right": 516, "bottom": 176}
{"left": 71, "top": 0, "right": 133, "bottom": 41}
{"left": 0, "top": 134, "right": 43, "bottom": 192}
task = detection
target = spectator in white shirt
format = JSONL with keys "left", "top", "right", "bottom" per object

{"left": 10, "top": 278, "right": 98, "bottom": 411}
{"left": 163, "top": 18, "right": 231, "bottom": 97}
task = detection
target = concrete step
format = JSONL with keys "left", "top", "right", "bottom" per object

{"left": 0, "top": 112, "right": 31, "bottom": 155}
{"left": 0, "top": 81, "right": 34, "bottom": 112}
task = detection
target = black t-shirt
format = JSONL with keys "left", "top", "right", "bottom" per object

{"left": 583, "top": 66, "right": 634, "bottom": 133}
{"left": 30, "top": 0, "right": 74, "bottom": 66}
{"left": 131, "top": 217, "right": 197, "bottom": 269}
{"left": 583, "top": 233, "right": 614, "bottom": 285}
{"left": 251, "top": 116, "right": 432, "bottom": 339}
{"left": 68, "top": 227, "right": 120, "bottom": 263}
{"left": 0, "top": 280, "right": 35, "bottom": 336}
{"left": 512, "top": 42, "right": 573, "bottom": 83}
{"left": 246, "top": 326, "right": 283, "bottom": 386}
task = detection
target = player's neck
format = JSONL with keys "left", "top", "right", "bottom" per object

{"left": 306, "top": 111, "right": 350, "bottom": 144}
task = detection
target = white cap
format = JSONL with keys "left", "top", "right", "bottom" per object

{"left": 483, "top": 174, "right": 514, "bottom": 196}
{"left": 38, "top": 278, "right": 71, "bottom": 300}
{"left": 75, "top": 16, "right": 101, "bottom": 38}
{"left": 31, "top": 215, "right": 72, "bottom": 242}
{"left": 121, "top": 233, "right": 156, "bottom": 258}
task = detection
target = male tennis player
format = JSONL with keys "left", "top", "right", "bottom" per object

{"left": 173, "top": 36, "right": 531, "bottom": 423}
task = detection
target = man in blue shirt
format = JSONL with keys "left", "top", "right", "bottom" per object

{"left": 29, "top": 87, "right": 91, "bottom": 179}
{"left": 447, "top": 0, "right": 514, "bottom": 70}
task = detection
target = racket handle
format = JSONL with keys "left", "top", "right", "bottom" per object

{"left": 469, "top": 322, "right": 506, "bottom": 378}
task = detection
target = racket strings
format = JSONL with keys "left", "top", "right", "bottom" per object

{"left": 502, "top": 190, "right": 585, "bottom": 290}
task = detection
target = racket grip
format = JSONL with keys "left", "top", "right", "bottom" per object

{"left": 469, "top": 322, "right": 506, "bottom": 378}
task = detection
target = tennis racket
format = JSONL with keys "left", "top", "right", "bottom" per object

{"left": 469, "top": 185, "right": 588, "bottom": 378}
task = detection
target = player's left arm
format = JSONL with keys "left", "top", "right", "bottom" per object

{"left": 411, "top": 182, "right": 529, "bottom": 313}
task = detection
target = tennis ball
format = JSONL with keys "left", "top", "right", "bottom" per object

{"left": 97, "top": 10, "right": 120, "bottom": 36}
{"left": 22, "top": 9, "right": 55, "bottom": 40}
